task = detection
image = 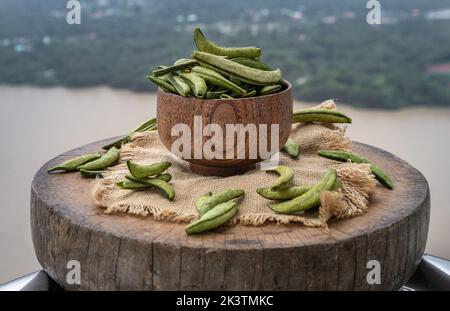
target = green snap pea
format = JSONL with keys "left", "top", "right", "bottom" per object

{"left": 152, "top": 59, "right": 198, "bottom": 76}
{"left": 220, "top": 93, "right": 234, "bottom": 99}
{"left": 48, "top": 153, "right": 101, "bottom": 172}
{"left": 185, "top": 201, "right": 237, "bottom": 234}
{"left": 318, "top": 150, "right": 393, "bottom": 189}
{"left": 195, "top": 192, "right": 213, "bottom": 217}
{"left": 147, "top": 75, "right": 177, "bottom": 93}
{"left": 78, "top": 147, "right": 120, "bottom": 170}
{"left": 167, "top": 74, "right": 191, "bottom": 97}
{"left": 260, "top": 84, "right": 282, "bottom": 96}
{"left": 102, "top": 117, "right": 157, "bottom": 150}
{"left": 179, "top": 72, "right": 207, "bottom": 98}
{"left": 192, "top": 51, "right": 281, "bottom": 85}
{"left": 231, "top": 57, "right": 271, "bottom": 71}
{"left": 191, "top": 66, "right": 247, "bottom": 96}
{"left": 269, "top": 169, "right": 337, "bottom": 214}
{"left": 256, "top": 186, "right": 310, "bottom": 200}
{"left": 117, "top": 173, "right": 173, "bottom": 190}
{"left": 196, "top": 189, "right": 244, "bottom": 216}
{"left": 292, "top": 109, "right": 352, "bottom": 124}
{"left": 79, "top": 169, "right": 104, "bottom": 178}
{"left": 116, "top": 180, "right": 151, "bottom": 190}
{"left": 282, "top": 138, "right": 300, "bottom": 159}
{"left": 193, "top": 28, "right": 261, "bottom": 59}
{"left": 127, "top": 160, "right": 171, "bottom": 179}
{"left": 267, "top": 166, "right": 294, "bottom": 189}
{"left": 125, "top": 175, "right": 175, "bottom": 200}
{"left": 244, "top": 89, "right": 257, "bottom": 97}
{"left": 206, "top": 90, "right": 228, "bottom": 99}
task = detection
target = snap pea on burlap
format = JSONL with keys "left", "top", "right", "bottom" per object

{"left": 256, "top": 185, "right": 310, "bottom": 200}
{"left": 318, "top": 150, "right": 393, "bottom": 189}
{"left": 48, "top": 153, "right": 101, "bottom": 172}
{"left": 282, "top": 138, "right": 300, "bottom": 159}
{"left": 195, "top": 189, "right": 244, "bottom": 218}
{"left": 195, "top": 192, "right": 213, "bottom": 217}
{"left": 80, "top": 169, "right": 104, "bottom": 178}
{"left": 127, "top": 160, "right": 172, "bottom": 179}
{"left": 269, "top": 169, "right": 337, "bottom": 214}
{"left": 191, "top": 66, "right": 247, "bottom": 96}
{"left": 192, "top": 51, "right": 282, "bottom": 85}
{"left": 117, "top": 173, "right": 172, "bottom": 190}
{"left": 77, "top": 147, "right": 120, "bottom": 171}
{"left": 266, "top": 165, "right": 294, "bottom": 189}
{"left": 185, "top": 201, "right": 238, "bottom": 234}
{"left": 125, "top": 175, "right": 175, "bottom": 200}
{"left": 292, "top": 109, "right": 352, "bottom": 124}
{"left": 194, "top": 27, "right": 261, "bottom": 59}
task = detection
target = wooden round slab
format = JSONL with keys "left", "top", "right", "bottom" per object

{"left": 31, "top": 138, "right": 430, "bottom": 291}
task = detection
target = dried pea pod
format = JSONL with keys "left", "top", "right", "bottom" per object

{"left": 256, "top": 185, "right": 310, "bottom": 200}
{"left": 102, "top": 117, "right": 157, "bottom": 150}
{"left": 267, "top": 165, "right": 294, "bottom": 189}
{"left": 196, "top": 189, "right": 244, "bottom": 216}
{"left": 80, "top": 169, "right": 104, "bottom": 178}
{"left": 192, "top": 51, "right": 282, "bottom": 85}
{"left": 318, "top": 150, "right": 393, "bottom": 189}
{"left": 206, "top": 90, "right": 228, "bottom": 99}
{"left": 260, "top": 84, "right": 282, "bottom": 96}
{"left": 269, "top": 169, "right": 337, "bottom": 214}
{"left": 179, "top": 72, "right": 207, "bottom": 98}
{"left": 116, "top": 180, "right": 151, "bottom": 191}
{"left": 147, "top": 75, "right": 177, "bottom": 93}
{"left": 152, "top": 59, "right": 198, "bottom": 76}
{"left": 195, "top": 192, "right": 213, "bottom": 217}
{"left": 194, "top": 28, "right": 261, "bottom": 59}
{"left": 292, "top": 109, "right": 352, "bottom": 124}
{"left": 48, "top": 153, "right": 101, "bottom": 172}
{"left": 127, "top": 160, "right": 171, "bottom": 179}
{"left": 125, "top": 175, "right": 175, "bottom": 200}
{"left": 231, "top": 57, "right": 271, "bottom": 71}
{"left": 220, "top": 93, "right": 234, "bottom": 99}
{"left": 78, "top": 147, "right": 120, "bottom": 170}
{"left": 185, "top": 201, "right": 237, "bottom": 234}
{"left": 282, "top": 138, "right": 300, "bottom": 159}
{"left": 167, "top": 74, "right": 191, "bottom": 97}
{"left": 191, "top": 66, "right": 246, "bottom": 96}
{"left": 117, "top": 173, "right": 172, "bottom": 190}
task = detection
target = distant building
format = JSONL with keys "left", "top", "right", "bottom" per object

{"left": 426, "top": 9, "right": 450, "bottom": 20}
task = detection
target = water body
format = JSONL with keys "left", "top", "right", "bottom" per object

{"left": 0, "top": 86, "right": 449, "bottom": 283}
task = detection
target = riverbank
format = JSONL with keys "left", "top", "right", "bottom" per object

{"left": 1, "top": 85, "right": 449, "bottom": 283}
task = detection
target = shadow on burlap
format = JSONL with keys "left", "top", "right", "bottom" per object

{"left": 92, "top": 119, "right": 377, "bottom": 228}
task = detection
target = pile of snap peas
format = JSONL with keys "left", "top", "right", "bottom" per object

{"left": 47, "top": 147, "right": 120, "bottom": 178}
{"left": 186, "top": 189, "right": 244, "bottom": 234}
{"left": 257, "top": 165, "right": 342, "bottom": 214}
{"left": 116, "top": 160, "right": 175, "bottom": 200}
{"left": 147, "top": 28, "right": 284, "bottom": 99}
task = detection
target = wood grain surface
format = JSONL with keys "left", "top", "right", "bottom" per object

{"left": 156, "top": 81, "right": 293, "bottom": 176}
{"left": 31, "top": 137, "right": 430, "bottom": 290}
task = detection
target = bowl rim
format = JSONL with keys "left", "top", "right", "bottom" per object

{"left": 157, "top": 79, "right": 292, "bottom": 101}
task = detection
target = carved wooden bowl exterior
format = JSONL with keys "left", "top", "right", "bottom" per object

{"left": 156, "top": 81, "right": 293, "bottom": 176}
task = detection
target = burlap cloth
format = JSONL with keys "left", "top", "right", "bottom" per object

{"left": 92, "top": 103, "right": 377, "bottom": 228}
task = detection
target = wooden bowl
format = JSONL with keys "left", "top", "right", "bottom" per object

{"left": 157, "top": 80, "right": 293, "bottom": 176}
